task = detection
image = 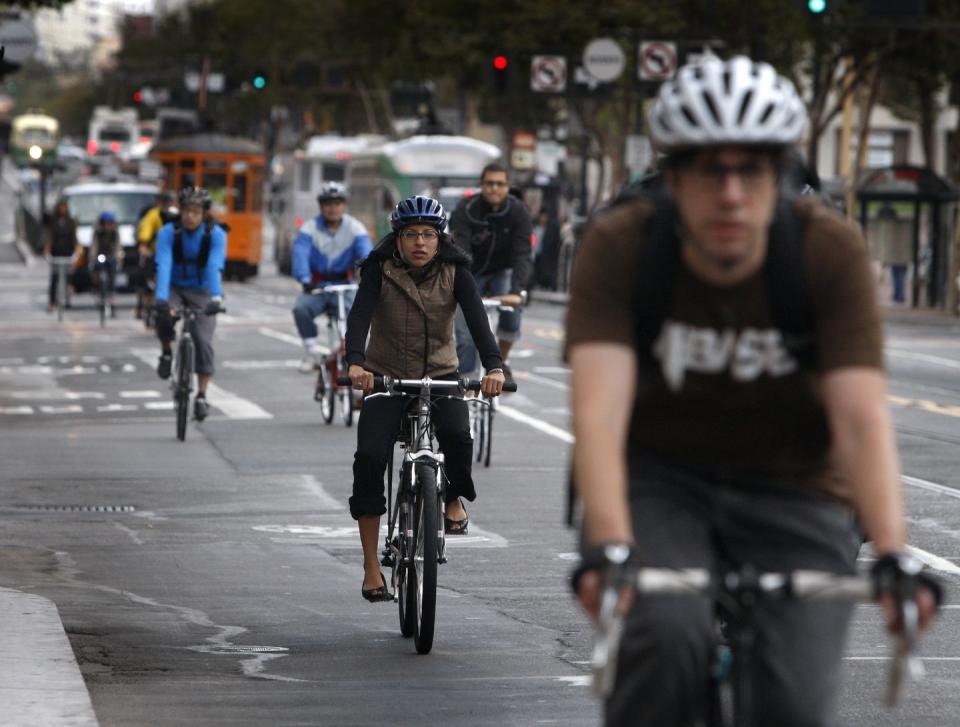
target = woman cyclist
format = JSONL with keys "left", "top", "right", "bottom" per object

{"left": 345, "top": 195, "right": 506, "bottom": 601}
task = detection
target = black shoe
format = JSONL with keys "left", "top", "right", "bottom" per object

{"left": 361, "top": 571, "right": 393, "bottom": 602}
{"left": 193, "top": 395, "right": 210, "bottom": 422}
{"left": 157, "top": 353, "right": 172, "bottom": 379}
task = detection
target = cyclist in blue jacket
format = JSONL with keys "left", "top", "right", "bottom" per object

{"left": 154, "top": 186, "right": 227, "bottom": 421}
{"left": 291, "top": 182, "right": 372, "bottom": 372}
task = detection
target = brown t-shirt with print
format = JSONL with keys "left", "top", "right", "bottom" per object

{"left": 565, "top": 197, "right": 884, "bottom": 501}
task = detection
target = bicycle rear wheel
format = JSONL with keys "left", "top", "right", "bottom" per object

{"left": 411, "top": 463, "right": 439, "bottom": 654}
{"left": 175, "top": 339, "right": 193, "bottom": 441}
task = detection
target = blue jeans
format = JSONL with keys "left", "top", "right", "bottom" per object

{"left": 890, "top": 264, "right": 908, "bottom": 303}
{"left": 292, "top": 289, "right": 356, "bottom": 340}
{"left": 455, "top": 269, "right": 520, "bottom": 374}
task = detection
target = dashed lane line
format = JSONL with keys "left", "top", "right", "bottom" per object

{"left": 256, "top": 326, "right": 330, "bottom": 355}
{"left": 130, "top": 348, "right": 272, "bottom": 420}
{"left": 888, "top": 349, "right": 960, "bottom": 371}
{"left": 496, "top": 404, "right": 575, "bottom": 444}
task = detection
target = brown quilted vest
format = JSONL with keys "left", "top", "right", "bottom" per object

{"left": 363, "top": 258, "right": 459, "bottom": 378}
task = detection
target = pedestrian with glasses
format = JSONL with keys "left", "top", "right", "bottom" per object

{"left": 291, "top": 181, "right": 372, "bottom": 373}
{"left": 344, "top": 195, "right": 505, "bottom": 601}
{"left": 566, "top": 55, "right": 941, "bottom": 726}
{"left": 450, "top": 163, "right": 533, "bottom": 384}
{"left": 154, "top": 186, "right": 226, "bottom": 422}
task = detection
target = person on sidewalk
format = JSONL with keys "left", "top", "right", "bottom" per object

{"left": 43, "top": 200, "right": 80, "bottom": 312}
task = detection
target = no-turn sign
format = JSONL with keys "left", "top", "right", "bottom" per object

{"left": 638, "top": 41, "right": 678, "bottom": 82}
{"left": 530, "top": 55, "right": 567, "bottom": 93}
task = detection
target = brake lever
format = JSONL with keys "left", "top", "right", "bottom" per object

{"left": 591, "top": 582, "right": 624, "bottom": 698}
{"left": 885, "top": 595, "right": 924, "bottom": 706}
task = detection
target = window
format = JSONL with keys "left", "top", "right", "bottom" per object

{"left": 202, "top": 158, "right": 228, "bottom": 211}
{"left": 232, "top": 172, "right": 248, "bottom": 212}
{"left": 835, "top": 128, "right": 910, "bottom": 175}
{"left": 252, "top": 165, "right": 265, "bottom": 211}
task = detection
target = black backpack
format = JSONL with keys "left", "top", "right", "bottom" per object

{"left": 172, "top": 221, "right": 215, "bottom": 275}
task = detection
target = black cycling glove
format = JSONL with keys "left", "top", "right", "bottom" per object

{"left": 302, "top": 282, "right": 313, "bottom": 294}
{"left": 871, "top": 552, "right": 944, "bottom": 607}
{"left": 570, "top": 543, "right": 633, "bottom": 595}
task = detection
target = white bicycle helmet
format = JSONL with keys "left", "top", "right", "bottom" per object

{"left": 649, "top": 55, "right": 807, "bottom": 152}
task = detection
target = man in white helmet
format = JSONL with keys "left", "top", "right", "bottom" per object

{"left": 566, "top": 56, "right": 940, "bottom": 726}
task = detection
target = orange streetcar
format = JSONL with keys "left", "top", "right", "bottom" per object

{"left": 151, "top": 133, "right": 265, "bottom": 280}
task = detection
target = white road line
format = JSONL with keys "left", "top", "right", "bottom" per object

{"left": 297, "top": 474, "right": 345, "bottom": 511}
{"left": 903, "top": 475, "right": 960, "bottom": 500}
{"left": 8, "top": 390, "right": 105, "bottom": 400}
{"left": 0, "top": 405, "right": 33, "bottom": 415}
{"left": 906, "top": 545, "right": 960, "bottom": 575}
{"left": 38, "top": 405, "right": 83, "bottom": 414}
{"left": 516, "top": 371, "right": 570, "bottom": 392}
{"left": 97, "top": 404, "right": 139, "bottom": 413}
{"left": 204, "top": 381, "right": 273, "bottom": 420}
{"left": 257, "top": 326, "right": 331, "bottom": 354}
{"left": 222, "top": 359, "right": 301, "bottom": 370}
{"left": 131, "top": 347, "right": 272, "bottom": 420}
{"left": 532, "top": 366, "right": 570, "bottom": 375}
{"left": 119, "top": 390, "right": 162, "bottom": 399}
{"left": 887, "top": 349, "right": 960, "bottom": 370}
{"left": 143, "top": 401, "right": 175, "bottom": 411}
{"left": 497, "top": 404, "right": 575, "bottom": 444}
{"left": 845, "top": 656, "right": 960, "bottom": 661}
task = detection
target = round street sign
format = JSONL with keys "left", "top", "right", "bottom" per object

{"left": 638, "top": 41, "right": 678, "bottom": 82}
{"left": 0, "top": 19, "right": 36, "bottom": 65}
{"left": 582, "top": 38, "right": 625, "bottom": 83}
{"left": 530, "top": 55, "right": 567, "bottom": 93}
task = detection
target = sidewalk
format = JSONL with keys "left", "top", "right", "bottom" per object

{"left": 0, "top": 588, "right": 99, "bottom": 726}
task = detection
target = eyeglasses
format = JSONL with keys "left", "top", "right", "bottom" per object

{"left": 482, "top": 180, "right": 508, "bottom": 188}
{"left": 686, "top": 160, "right": 776, "bottom": 191}
{"left": 400, "top": 229, "right": 439, "bottom": 241}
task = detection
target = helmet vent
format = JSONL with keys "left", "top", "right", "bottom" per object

{"left": 737, "top": 90, "right": 754, "bottom": 125}
{"left": 722, "top": 69, "right": 731, "bottom": 95}
{"left": 701, "top": 91, "right": 722, "bottom": 126}
{"left": 758, "top": 103, "right": 775, "bottom": 125}
{"left": 680, "top": 105, "right": 698, "bottom": 127}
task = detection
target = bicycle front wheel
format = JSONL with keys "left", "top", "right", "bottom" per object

{"left": 482, "top": 404, "right": 494, "bottom": 468}
{"left": 175, "top": 339, "right": 193, "bottom": 441}
{"left": 411, "top": 463, "right": 439, "bottom": 654}
{"left": 317, "top": 364, "right": 335, "bottom": 424}
{"left": 337, "top": 380, "right": 353, "bottom": 427}
{"left": 397, "top": 463, "right": 415, "bottom": 637}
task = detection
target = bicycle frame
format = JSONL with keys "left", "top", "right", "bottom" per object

{"left": 590, "top": 564, "right": 925, "bottom": 725}
{"left": 312, "top": 283, "right": 358, "bottom": 425}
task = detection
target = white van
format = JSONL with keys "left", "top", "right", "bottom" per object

{"left": 60, "top": 178, "right": 159, "bottom": 290}
{"left": 87, "top": 107, "right": 139, "bottom": 159}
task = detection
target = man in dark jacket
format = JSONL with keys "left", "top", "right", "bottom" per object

{"left": 449, "top": 163, "right": 533, "bottom": 380}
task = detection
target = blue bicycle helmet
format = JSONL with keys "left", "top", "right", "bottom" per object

{"left": 98, "top": 211, "right": 116, "bottom": 224}
{"left": 390, "top": 195, "right": 446, "bottom": 232}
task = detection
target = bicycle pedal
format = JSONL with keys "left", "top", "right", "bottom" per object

{"left": 380, "top": 554, "right": 395, "bottom": 567}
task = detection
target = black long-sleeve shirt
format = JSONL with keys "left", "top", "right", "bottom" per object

{"left": 346, "top": 261, "right": 504, "bottom": 374}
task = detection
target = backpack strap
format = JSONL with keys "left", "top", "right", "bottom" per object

{"left": 172, "top": 222, "right": 214, "bottom": 275}
{"left": 764, "top": 197, "right": 817, "bottom": 366}
{"left": 633, "top": 200, "right": 682, "bottom": 358}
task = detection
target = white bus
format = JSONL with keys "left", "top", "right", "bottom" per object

{"left": 270, "top": 134, "right": 501, "bottom": 274}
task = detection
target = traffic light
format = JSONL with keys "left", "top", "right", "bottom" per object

{"left": 252, "top": 69, "right": 268, "bottom": 90}
{"left": 807, "top": 0, "right": 826, "bottom": 12}
{"left": 492, "top": 55, "right": 509, "bottom": 94}
{"left": 133, "top": 89, "right": 144, "bottom": 104}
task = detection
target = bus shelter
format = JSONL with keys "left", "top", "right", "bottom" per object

{"left": 857, "top": 165, "right": 959, "bottom": 310}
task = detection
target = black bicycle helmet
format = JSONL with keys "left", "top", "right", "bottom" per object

{"left": 317, "top": 181, "right": 348, "bottom": 204}
{"left": 390, "top": 195, "right": 446, "bottom": 232}
{"left": 179, "top": 185, "right": 211, "bottom": 211}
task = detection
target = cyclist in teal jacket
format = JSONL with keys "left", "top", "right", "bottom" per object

{"left": 154, "top": 186, "right": 227, "bottom": 421}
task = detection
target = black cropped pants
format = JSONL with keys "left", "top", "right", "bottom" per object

{"left": 349, "top": 382, "right": 474, "bottom": 520}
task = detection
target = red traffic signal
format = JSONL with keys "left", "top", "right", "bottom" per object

{"left": 493, "top": 56, "right": 508, "bottom": 71}
{"left": 133, "top": 90, "right": 144, "bottom": 103}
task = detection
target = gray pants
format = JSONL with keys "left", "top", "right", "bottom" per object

{"left": 604, "top": 456, "right": 861, "bottom": 727}
{"left": 159, "top": 287, "right": 216, "bottom": 375}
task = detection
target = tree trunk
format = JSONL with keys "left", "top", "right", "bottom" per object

{"left": 846, "top": 58, "right": 882, "bottom": 224}
{"left": 916, "top": 75, "right": 936, "bottom": 170}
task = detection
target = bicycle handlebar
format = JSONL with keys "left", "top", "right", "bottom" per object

{"left": 590, "top": 565, "right": 922, "bottom": 706}
{"left": 336, "top": 374, "right": 517, "bottom": 393}
{"left": 311, "top": 283, "right": 358, "bottom": 295}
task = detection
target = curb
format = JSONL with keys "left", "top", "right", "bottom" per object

{"left": 0, "top": 588, "right": 99, "bottom": 726}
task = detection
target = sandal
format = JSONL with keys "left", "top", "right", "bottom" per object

{"left": 444, "top": 499, "right": 469, "bottom": 535}
{"left": 361, "top": 571, "right": 392, "bottom": 602}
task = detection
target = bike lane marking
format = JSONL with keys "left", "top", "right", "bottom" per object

{"left": 256, "top": 326, "right": 331, "bottom": 355}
